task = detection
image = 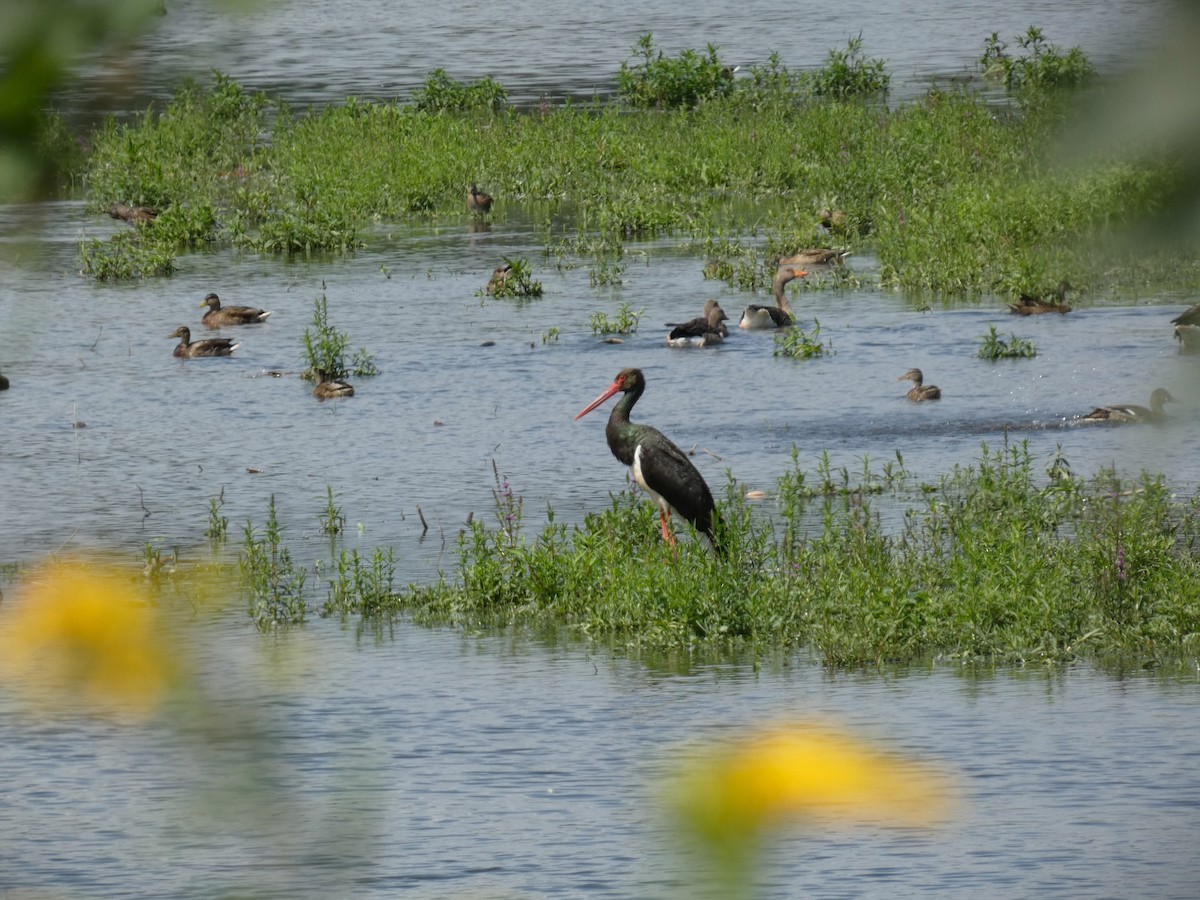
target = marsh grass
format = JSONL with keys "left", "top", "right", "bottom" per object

{"left": 773, "top": 320, "right": 831, "bottom": 359}
{"left": 977, "top": 324, "right": 1037, "bottom": 359}
{"left": 240, "top": 495, "right": 307, "bottom": 630}
{"left": 980, "top": 27, "right": 1096, "bottom": 93}
{"left": 590, "top": 302, "right": 644, "bottom": 335}
{"left": 301, "top": 285, "right": 378, "bottom": 381}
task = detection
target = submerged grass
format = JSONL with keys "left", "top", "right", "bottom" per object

{"left": 67, "top": 30, "right": 1198, "bottom": 296}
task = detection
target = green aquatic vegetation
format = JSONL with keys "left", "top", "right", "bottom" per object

{"left": 78, "top": 231, "right": 176, "bottom": 279}
{"left": 412, "top": 68, "right": 508, "bottom": 113}
{"left": 590, "top": 302, "right": 644, "bottom": 335}
{"left": 773, "top": 320, "right": 831, "bottom": 359}
{"left": 205, "top": 495, "right": 228, "bottom": 546}
{"left": 321, "top": 548, "right": 397, "bottom": 617}
{"left": 980, "top": 27, "right": 1096, "bottom": 93}
{"left": 977, "top": 324, "right": 1037, "bottom": 359}
{"left": 240, "top": 495, "right": 307, "bottom": 630}
{"left": 319, "top": 485, "right": 345, "bottom": 538}
{"left": 617, "top": 33, "right": 735, "bottom": 109}
{"left": 301, "top": 286, "right": 379, "bottom": 381}
{"left": 812, "top": 34, "right": 890, "bottom": 99}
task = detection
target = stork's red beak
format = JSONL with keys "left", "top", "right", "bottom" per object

{"left": 575, "top": 378, "right": 623, "bottom": 419}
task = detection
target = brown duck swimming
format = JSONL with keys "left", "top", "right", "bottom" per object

{"left": 1081, "top": 387, "right": 1177, "bottom": 423}
{"left": 1008, "top": 281, "right": 1072, "bottom": 315}
{"left": 898, "top": 368, "right": 941, "bottom": 401}
{"left": 313, "top": 378, "right": 355, "bottom": 398}
{"left": 667, "top": 300, "right": 729, "bottom": 347}
{"left": 467, "top": 184, "right": 494, "bottom": 215}
{"left": 108, "top": 202, "right": 158, "bottom": 225}
{"left": 486, "top": 263, "right": 512, "bottom": 295}
{"left": 739, "top": 267, "right": 808, "bottom": 330}
{"left": 199, "top": 292, "right": 272, "bottom": 326}
{"left": 168, "top": 326, "right": 240, "bottom": 358}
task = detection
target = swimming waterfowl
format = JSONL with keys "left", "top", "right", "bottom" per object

{"left": 1008, "top": 282, "right": 1072, "bottom": 315}
{"left": 199, "top": 292, "right": 272, "bottom": 326}
{"left": 1171, "top": 304, "right": 1200, "bottom": 352}
{"left": 739, "top": 267, "right": 808, "bottom": 330}
{"left": 486, "top": 263, "right": 512, "bottom": 295}
{"left": 898, "top": 368, "right": 941, "bottom": 401}
{"left": 0, "top": 367, "right": 8, "bottom": 390}
{"left": 168, "top": 326, "right": 240, "bottom": 358}
{"left": 107, "top": 202, "right": 158, "bottom": 225}
{"left": 313, "top": 378, "right": 355, "bottom": 398}
{"left": 1081, "top": 387, "right": 1177, "bottom": 423}
{"left": 775, "top": 248, "right": 850, "bottom": 267}
{"left": 467, "top": 184, "right": 494, "bottom": 215}
{"left": 667, "top": 300, "right": 729, "bottom": 347}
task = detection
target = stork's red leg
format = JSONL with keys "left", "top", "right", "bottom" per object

{"left": 660, "top": 510, "right": 677, "bottom": 546}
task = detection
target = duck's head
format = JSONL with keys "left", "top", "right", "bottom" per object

{"left": 168, "top": 326, "right": 191, "bottom": 341}
{"left": 898, "top": 368, "right": 924, "bottom": 385}
{"left": 199, "top": 292, "right": 220, "bottom": 309}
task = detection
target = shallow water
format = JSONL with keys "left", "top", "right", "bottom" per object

{"left": 3, "top": 5, "right": 1200, "bottom": 897}
{"left": 1, "top": 623, "right": 1198, "bottom": 899}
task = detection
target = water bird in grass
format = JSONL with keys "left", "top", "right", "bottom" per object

{"left": 199, "top": 292, "right": 272, "bottom": 326}
{"left": 168, "top": 326, "right": 240, "bottom": 358}
{"left": 575, "top": 367, "right": 720, "bottom": 553}
{"left": 107, "top": 202, "right": 158, "bottom": 225}
{"left": 898, "top": 368, "right": 941, "bottom": 401}
{"left": 774, "top": 248, "right": 850, "bottom": 267}
{"left": 1008, "top": 282, "right": 1072, "bottom": 315}
{"left": 467, "top": 184, "right": 494, "bottom": 215}
{"left": 486, "top": 263, "right": 512, "bottom": 295}
{"left": 667, "top": 300, "right": 728, "bottom": 347}
{"left": 739, "top": 267, "right": 808, "bottom": 330}
{"left": 1080, "top": 388, "right": 1177, "bottom": 423}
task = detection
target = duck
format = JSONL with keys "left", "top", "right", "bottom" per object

{"left": 486, "top": 263, "right": 512, "bottom": 295}
{"left": 313, "top": 378, "right": 355, "bottom": 399}
{"left": 0, "top": 367, "right": 8, "bottom": 390}
{"left": 107, "top": 202, "right": 158, "bottom": 225}
{"left": 199, "top": 292, "right": 272, "bottom": 326}
{"left": 819, "top": 207, "right": 849, "bottom": 232}
{"left": 667, "top": 300, "right": 729, "bottom": 347}
{"left": 1081, "top": 387, "right": 1177, "bottom": 423}
{"left": 168, "top": 326, "right": 240, "bottom": 358}
{"left": 775, "top": 248, "right": 850, "bottom": 267}
{"left": 1008, "top": 281, "right": 1072, "bottom": 315}
{"left": 738, "top": 267, "right": 808, "bottom": 330}
{"left": 1171, "top": 304, "right": 1200, "bottom": 352}
{"left": 467, "top": 184, "right": 494, "bottom": 215}
{"left": 898, "top": 368, "right": 941, "bottom": 401}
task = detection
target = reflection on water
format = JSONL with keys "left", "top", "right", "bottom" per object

{"left": 0, "top": 624, "right": 1197, "bottom": 898}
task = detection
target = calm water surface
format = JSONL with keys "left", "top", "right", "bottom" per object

{"left": 3, "top": 3, "right": 1200, "bottom": 897}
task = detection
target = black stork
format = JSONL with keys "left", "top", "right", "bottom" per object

{"left": 575, "top": 368, "right": 720, "bottom": 553}
{"left": 738, "top": 267, "right": 807, "bottom": 330}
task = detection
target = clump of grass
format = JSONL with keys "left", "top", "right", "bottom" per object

{"left": 204, "top": 494, "right": 228, "bottom": 546}
{"left": 540, "top": 326, "right": 561, "bottom": 345}
{"left": 411, "top": 68, "right": 508, "bottom": 113}
{"left": 980, "top": 27, "right": 1096, "bottom": 93}
{"left": 78, "top": 232, "right": 176, "bottom": 279}
{"left": 240, "top": 495, "right": 307, "bottom": 630}
{"left": 590, "top": 302, "right": 644, "bottom": 335}
{"left": 773, "top": 320, "right": 831, "bottom": 358}
{"left": 322, "top": 548, "right": 397, "bottom": 617}
{"left": 812, "top": 34, "right": 890, "bottom": 99}
{"left": 978, "top": 323, "right": 1037, "bottom": 359}
{"left": 302, "top": 284, "right": 379, "bottom": 381}
{"left": 617, "top": 33, "right": 735, "bottom": 109}
{"left": 319, "top": 485, "right": 345, "bottom": 538}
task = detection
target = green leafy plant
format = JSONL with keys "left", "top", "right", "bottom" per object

{"left": 773, "top": 320, "right": 832, "bottom": 358}
{"left": 411, "top": 68, "right": 508, "bottom": 113}
{"left": 205, "top": 494, "right": 228, "bottom": 546}
{"left": 319, "top": 485, "right": 345, "bottom": 538}
{"left": 979, "top": 27, "right": 1095, "bottom": 92}
{"left": 78, "top": 232, "right": 176, "bottom": 280}
{"left": 301, "top": 284, "right": 379, "bottom": 381}
{"left": 322, "top": 548, "right": 397, "bottom": 616}
{"left": 590, "top": 302, "right": 644, "bottom": 335}
{"left": 240, "top": 495, "right": 307, "bottom": 630}
{"left": 540, "top": 326, "right": 561, "bottom": 345}
{"left": 812, "top": 35, "right": 890, "bottom": 99}
{"left": 977, "top": 323, "right": 1037, "bottom": 359}
{"left": 617, "top": 33, "right": 735, "bottom": 109}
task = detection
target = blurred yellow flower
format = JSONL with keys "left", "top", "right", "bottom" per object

{"left": 671, "top": 721, "right": 956, "bottom": 849}
{"left": 0, "top": 559, "right": 185, "bottom": 718}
